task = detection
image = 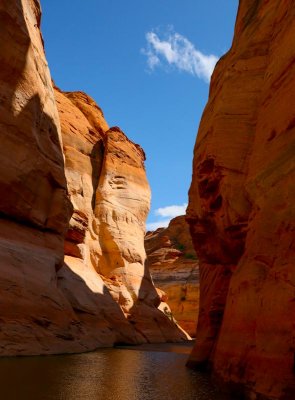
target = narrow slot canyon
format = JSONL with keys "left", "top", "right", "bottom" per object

{"left": 0, "top": 1, "right": 294, "bottom": 400}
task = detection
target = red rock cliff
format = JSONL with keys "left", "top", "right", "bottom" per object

{"left": 145, "top": 216, "right": 199, "bottom": 337}
{"left": 56, "top": 88, "right": 189, "bottom": 344}
{"left": 0, "top": 0, "right": 188, "bottom": 355}
{"left": 187, "top": 1, "right": 295, "bottom": 399}
{"left": 0, "top": 0, "right": 78, "bottom": 354}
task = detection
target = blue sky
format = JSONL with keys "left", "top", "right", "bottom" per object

{"left": 41, "top": 0, "right": 238, "bottom": 230}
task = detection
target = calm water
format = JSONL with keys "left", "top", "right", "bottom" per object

{"left": 0, "top": 343, "right": 228, "bottom": 400}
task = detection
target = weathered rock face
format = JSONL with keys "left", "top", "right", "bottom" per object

{"left": 145, "top": 216, "right": 199, "bottom": 337}
{"left": 0, "top": 0, "right": 84, "bottom": 355}
{"left": 187, "top": 1, "right": 295, "bottom": 399}
{"left": 0, "top": 0, "right": 188, "bottom": 355}
{"left": 56, "top": 88, "right": 189, "bottom": 344}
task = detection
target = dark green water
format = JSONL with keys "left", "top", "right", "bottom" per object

{"left": 0, "top": 343, "right": 228, "bottom": 400}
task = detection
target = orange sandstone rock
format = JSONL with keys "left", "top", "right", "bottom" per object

{"left": 0, "top": 0, "right": 188, "bottom": 355}
{"left": 187, "top": 1, "right": 295, "bottom": 399}
{"left": 145, "top": 216, "right": 199, "bottom": 337}
{"left": 0, "top": 0, "right": 79, "bottom": 355}
{"left": 56, "top": 88, "right": 189, "bottom": 344}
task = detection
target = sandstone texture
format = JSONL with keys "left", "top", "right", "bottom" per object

{"left": 0, "top": 0, "right": 188, "bottom": 355}
{"left": 187, "top": 1, "right": 295, "bottom": 399}
{"left": 145, "top": 216, "right": 199, "bottom": 337}
{"left": 0, "top": 0, "right": 81, "bottom": 355}
{"left": 56, "top": 88, "right": 189, "bottom": 345}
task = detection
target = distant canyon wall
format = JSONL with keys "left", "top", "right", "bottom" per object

{"left": 0, "top": 0, "right": 188, "bottom": 355}
{"left": 145, "top": 216, "right": 199, "bottom": 337}
{"left": 187, "top": 0, "right": 295, "bottom": 399}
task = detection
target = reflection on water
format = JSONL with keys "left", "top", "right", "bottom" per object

{"left": 0, "top": 345, "right": 227, "bottom": 400}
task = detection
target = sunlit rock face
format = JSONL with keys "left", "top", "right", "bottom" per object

{"left": 56, "top": 88, "right": 190, "bottom": 344}
{"left": 0, "top": 0, "right": 188, "bottom": 355}
{"left": 187, "top": 0, "right": 295, "bottom": 398}
{"left": 145, "top": 216, "right": 199, "bottom": 337}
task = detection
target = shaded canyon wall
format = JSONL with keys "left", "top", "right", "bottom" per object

{"left": 187, "top": 0, "right": 295, "bottom": 399}
{"left": 0, "top": 0, "right": 79, "bottom": 355}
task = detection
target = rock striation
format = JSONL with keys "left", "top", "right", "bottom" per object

{"left": 0, "top": 0, "right": 79, "bottom": 355}
{"left": 145, "top": 216, "right": 199, "bottom": 337}
{"left": 187, "top": 1, "right": 295, "bottom": 399}
{"left": 0, "top": 0, "right": 188, "bottom": 355}
{"left": 56, "top": 88, "right": 189, "bottom": 345}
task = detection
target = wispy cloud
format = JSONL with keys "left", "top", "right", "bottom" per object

{"left": 155, "top": 203, "right": 187, "bottom": 218}
{"left": 146, "top": 203, "right": 187, "bottom": 231}
{"left": 141, "top": 28, "right": 218, "bottom": 83}
{"left": 146, "top": 220, "right": 170, "bottom": 231}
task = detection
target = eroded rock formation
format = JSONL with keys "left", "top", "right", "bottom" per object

{"left": 56, "top": 88, "right": 189, "bottom": 344}
{"left": 0, "top": 0, "right": 81, "bottom": 355}
{"left": 145, "top": 216, "right": 199, "bottom": 337}
{"left": 187, "top": 1, "right": 295, "bottom": 399}
{"left": 0, "top": 0, "right": 188, "bottom": 355}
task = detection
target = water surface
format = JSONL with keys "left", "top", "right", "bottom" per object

{"left": 0, "top": 343, "right": 227, "bottom": 400}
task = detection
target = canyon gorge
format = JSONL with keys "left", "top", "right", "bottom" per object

{"left": 0, "top": 0, "right": 294, "bottom": 400}
{"left": 0, "top": 0, "right": 188, "bottom": 356}
{"left": 187, "top": 0, "right": 295, "bottom": 399}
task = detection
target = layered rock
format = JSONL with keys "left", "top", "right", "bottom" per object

{"left": 145, "top": 216, "right": 199, "bottom": 337}
{"left": 55, "top": 89, "right": 189, "bottom": 344}
{"left": 0, "top": 0, "right": 80, "bottom": 355}
{"left": 187, "top": 1, "right": 295, "bottom": 399}
{"left": 0, "top": 0, "right": 188, "bottom": 355}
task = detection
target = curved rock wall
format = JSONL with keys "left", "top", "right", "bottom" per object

{"left": 0, "top": 0, "right": 188, "bottom": 355}
{"left": 187, "top": 1, "right": 295, "bottom": 399}
{"left": 0, "top": 0, "right": 79, "bottom": 355}
{"left": 56, "top": 88, "right": 189, "bottom": 344}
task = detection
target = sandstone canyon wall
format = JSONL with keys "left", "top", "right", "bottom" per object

{"left": 0, "top": 0, "right": 80, "bottom": 355}
{"left": 56, "top": 88, "right": 189, "bottom": 345}
{"left": 145, "top": 216, "right": 199, "bottom": 337}
{"left": 0, "top": 0, "right": 188, "bottom": 355}
{"left": 187, "top": 0, "right": 295, "bottom": 399}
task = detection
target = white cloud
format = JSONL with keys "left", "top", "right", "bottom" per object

{"left": 145, "top": 50, "right": 160, "bottom": 69}
{"left": 146, "top": 219, "right": 170, "bottom": 231}
{"left": 142, "top": 28, "right": 218, "bottom": 82}
{"left": 146, "top": 203, "right": 187, "bottom": 232}
{"left": 155, "top": 203, "right": 187, "bottom": 218}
